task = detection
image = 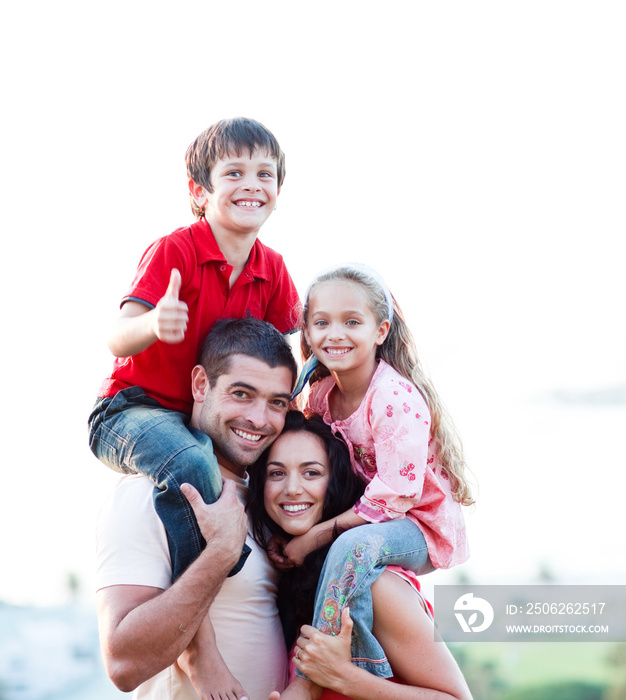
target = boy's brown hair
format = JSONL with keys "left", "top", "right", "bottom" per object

{"left": 185, "top": 117, "right": 286, "bottom": 219}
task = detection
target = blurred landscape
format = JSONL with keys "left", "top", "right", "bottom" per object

{"left": 2, "top": 597, "right": 624, "bottom": 699}
{"left": 0, "top": 600, "right": 128, "bottom": 700}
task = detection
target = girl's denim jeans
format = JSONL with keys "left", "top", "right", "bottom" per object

{"left": 88, "top": 386, "right": 250, "bottom": 580}
{"left": 299, "top": 518, "right": 434, "bottom": 678}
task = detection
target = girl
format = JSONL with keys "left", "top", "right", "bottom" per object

{"left": 248, "top": 411, "right": 472, "bottom": 700}
{"left": 278, "top": 263, "right": 474, "bottom": 682}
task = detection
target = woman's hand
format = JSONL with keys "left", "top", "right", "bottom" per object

{"left": 293, "top": 607, "right": 355, "bottom": 692}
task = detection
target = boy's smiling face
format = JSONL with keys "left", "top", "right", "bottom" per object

{"left": 190, "top": 148, "right": 280, "bottom": 238}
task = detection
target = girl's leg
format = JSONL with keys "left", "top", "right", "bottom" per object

{"left": 88, "top": 387, "right": 250, "bottom": 579}
{"left": 304, "top": 518, "right": 433, "bottom": 678}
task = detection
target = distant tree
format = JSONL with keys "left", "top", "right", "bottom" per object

{"left": 604, "top": 642, "right": 626, "bottom": 700}
{"left": 454, "top": 567, "right": 472, "bottom": 585}
{"left": 450, "top": 646, "right": 508, "bottom": 699}
{"left": 535, "top": 561, "right": 557, "bottom": 583}
{"left": 66, "top": 571, "right": 81, "bottom": 603}
{"left": 501, "top": 680, "right": 604, "bottom": 700}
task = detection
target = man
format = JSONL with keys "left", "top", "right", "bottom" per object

{"left": 95, "top": 317, "right": 298, "bottom": 699}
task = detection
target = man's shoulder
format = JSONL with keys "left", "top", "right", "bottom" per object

{"left": 95, "top": 475, "right": 172, "bottom": 591}
{"left": 113, "top": 472, "right": 156, "bottom": 498}
{"left": 98, "top": 475, "right": 160, "bottom": 535}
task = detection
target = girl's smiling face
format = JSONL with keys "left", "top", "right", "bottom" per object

{"left": 263, "top": 430, "right": 331, "bottom": 537}
{"left": 304, "top": 280, "right": 389, "bottom": 374}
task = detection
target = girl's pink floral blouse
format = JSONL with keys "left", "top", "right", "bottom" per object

{"left": 305, "top": 360, "right": 468, "bottom": 569}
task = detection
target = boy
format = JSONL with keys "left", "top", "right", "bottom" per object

{"left": 89, "top": 118, "right": 301, "bottom": 581}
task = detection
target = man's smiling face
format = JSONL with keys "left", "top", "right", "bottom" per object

{"left": 191, "top": 354, "right": 293, "bottom": 477}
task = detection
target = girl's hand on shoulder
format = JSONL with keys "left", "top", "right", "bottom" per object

{"left": 267, "top": 534, "right": 296, "bottom": 570}
{"left": 294, "top": 607, "right": 354, "bottom": 691}
{"left": 283, "top": 530, "right": 319, "bottom": 567}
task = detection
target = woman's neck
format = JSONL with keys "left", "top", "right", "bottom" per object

{"left": 329, "top": 358, "right": 379, "bottom": 421}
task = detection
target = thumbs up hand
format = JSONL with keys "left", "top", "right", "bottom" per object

{"left": 153, "top": 269, "right": 189, "bottom": 344}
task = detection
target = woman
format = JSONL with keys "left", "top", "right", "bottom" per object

{"left": 248, "top": 411, "right": 472, "bottom": 700}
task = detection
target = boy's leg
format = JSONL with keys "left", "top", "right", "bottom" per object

{"left": 304, "top": 519, "right": 433, "bottom": 679}
{"left": 88, "top": 387, "right": 250, "bottom": 579}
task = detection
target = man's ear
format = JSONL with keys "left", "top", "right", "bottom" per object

{"left": 188, "top": 179, "right": 208, "bottom": 206}
{"left": 191, "top": 365, "right": 209, "bottom": 403}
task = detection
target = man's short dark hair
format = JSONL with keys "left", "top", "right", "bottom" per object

{"left": 200, "top": 317, "right": 297, "bottom": 389}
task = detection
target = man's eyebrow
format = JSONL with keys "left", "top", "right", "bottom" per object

{"left": 228, "top": 382, "right": 291, "bottom": 401}
{"left": 228, "top": 381, "right": 256, "bottom": 392}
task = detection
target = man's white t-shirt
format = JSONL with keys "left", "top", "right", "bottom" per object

{"left": 96, "top": 470, "right": 288, "bottom": 700}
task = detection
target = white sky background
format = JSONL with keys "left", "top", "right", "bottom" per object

{"left": 1, "top": 1, "right": 625, "bottom": 606}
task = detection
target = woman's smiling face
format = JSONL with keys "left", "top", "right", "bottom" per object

{"left": 263, "top": 430, "right": 331, "bottom": 537}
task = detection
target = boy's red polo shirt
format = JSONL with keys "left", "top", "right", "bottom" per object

{"left": 99, "top": 218, "right": 301, "bottom": 414}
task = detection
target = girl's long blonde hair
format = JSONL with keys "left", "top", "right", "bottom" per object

{"left": 302, "top": 264, "right": 474, "bottom": 506}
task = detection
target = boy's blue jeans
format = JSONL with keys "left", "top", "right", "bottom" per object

{"left": 299, "top": 518, "right": 434, "bottom": 679}
{"left": 88, "top": 386, "right": 250, "bottom": 580}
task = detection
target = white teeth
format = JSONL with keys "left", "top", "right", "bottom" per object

{"left": 326, "top": 348, "right": 350, "bottom": 355}
{"left": 234, "top": 429, "right": 261, "bottom": 441}
{"left": 237, "top": 201, "right": 261, "bottom": 207}
{"left": 282, "top": 504, "right": 310, "bottom": 513}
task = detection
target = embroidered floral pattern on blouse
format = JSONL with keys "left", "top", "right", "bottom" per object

{"left": 373, "top": 424, "right": 409, "bottom": 455}
{"left": 400, "top": 462, "right": 417, "bottom": 481}
{"left": 366, "top": 497, "right": 389, "bottom": 514}
{"left": 354, "top": 445, "right": 377, "bottom": 475}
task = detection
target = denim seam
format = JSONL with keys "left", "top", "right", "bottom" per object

{"left": 153, "top": 453, "right": 206, "bottom": 557}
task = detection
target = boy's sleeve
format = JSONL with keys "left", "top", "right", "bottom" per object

{"left": 263, "top": 257, "right": 302, "bottom": 334}
{"left": 122, "top": 234, "right": 189, "bottom": 309}
{"left": 354, "top": 385, "right": 445, "bottom": 523}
